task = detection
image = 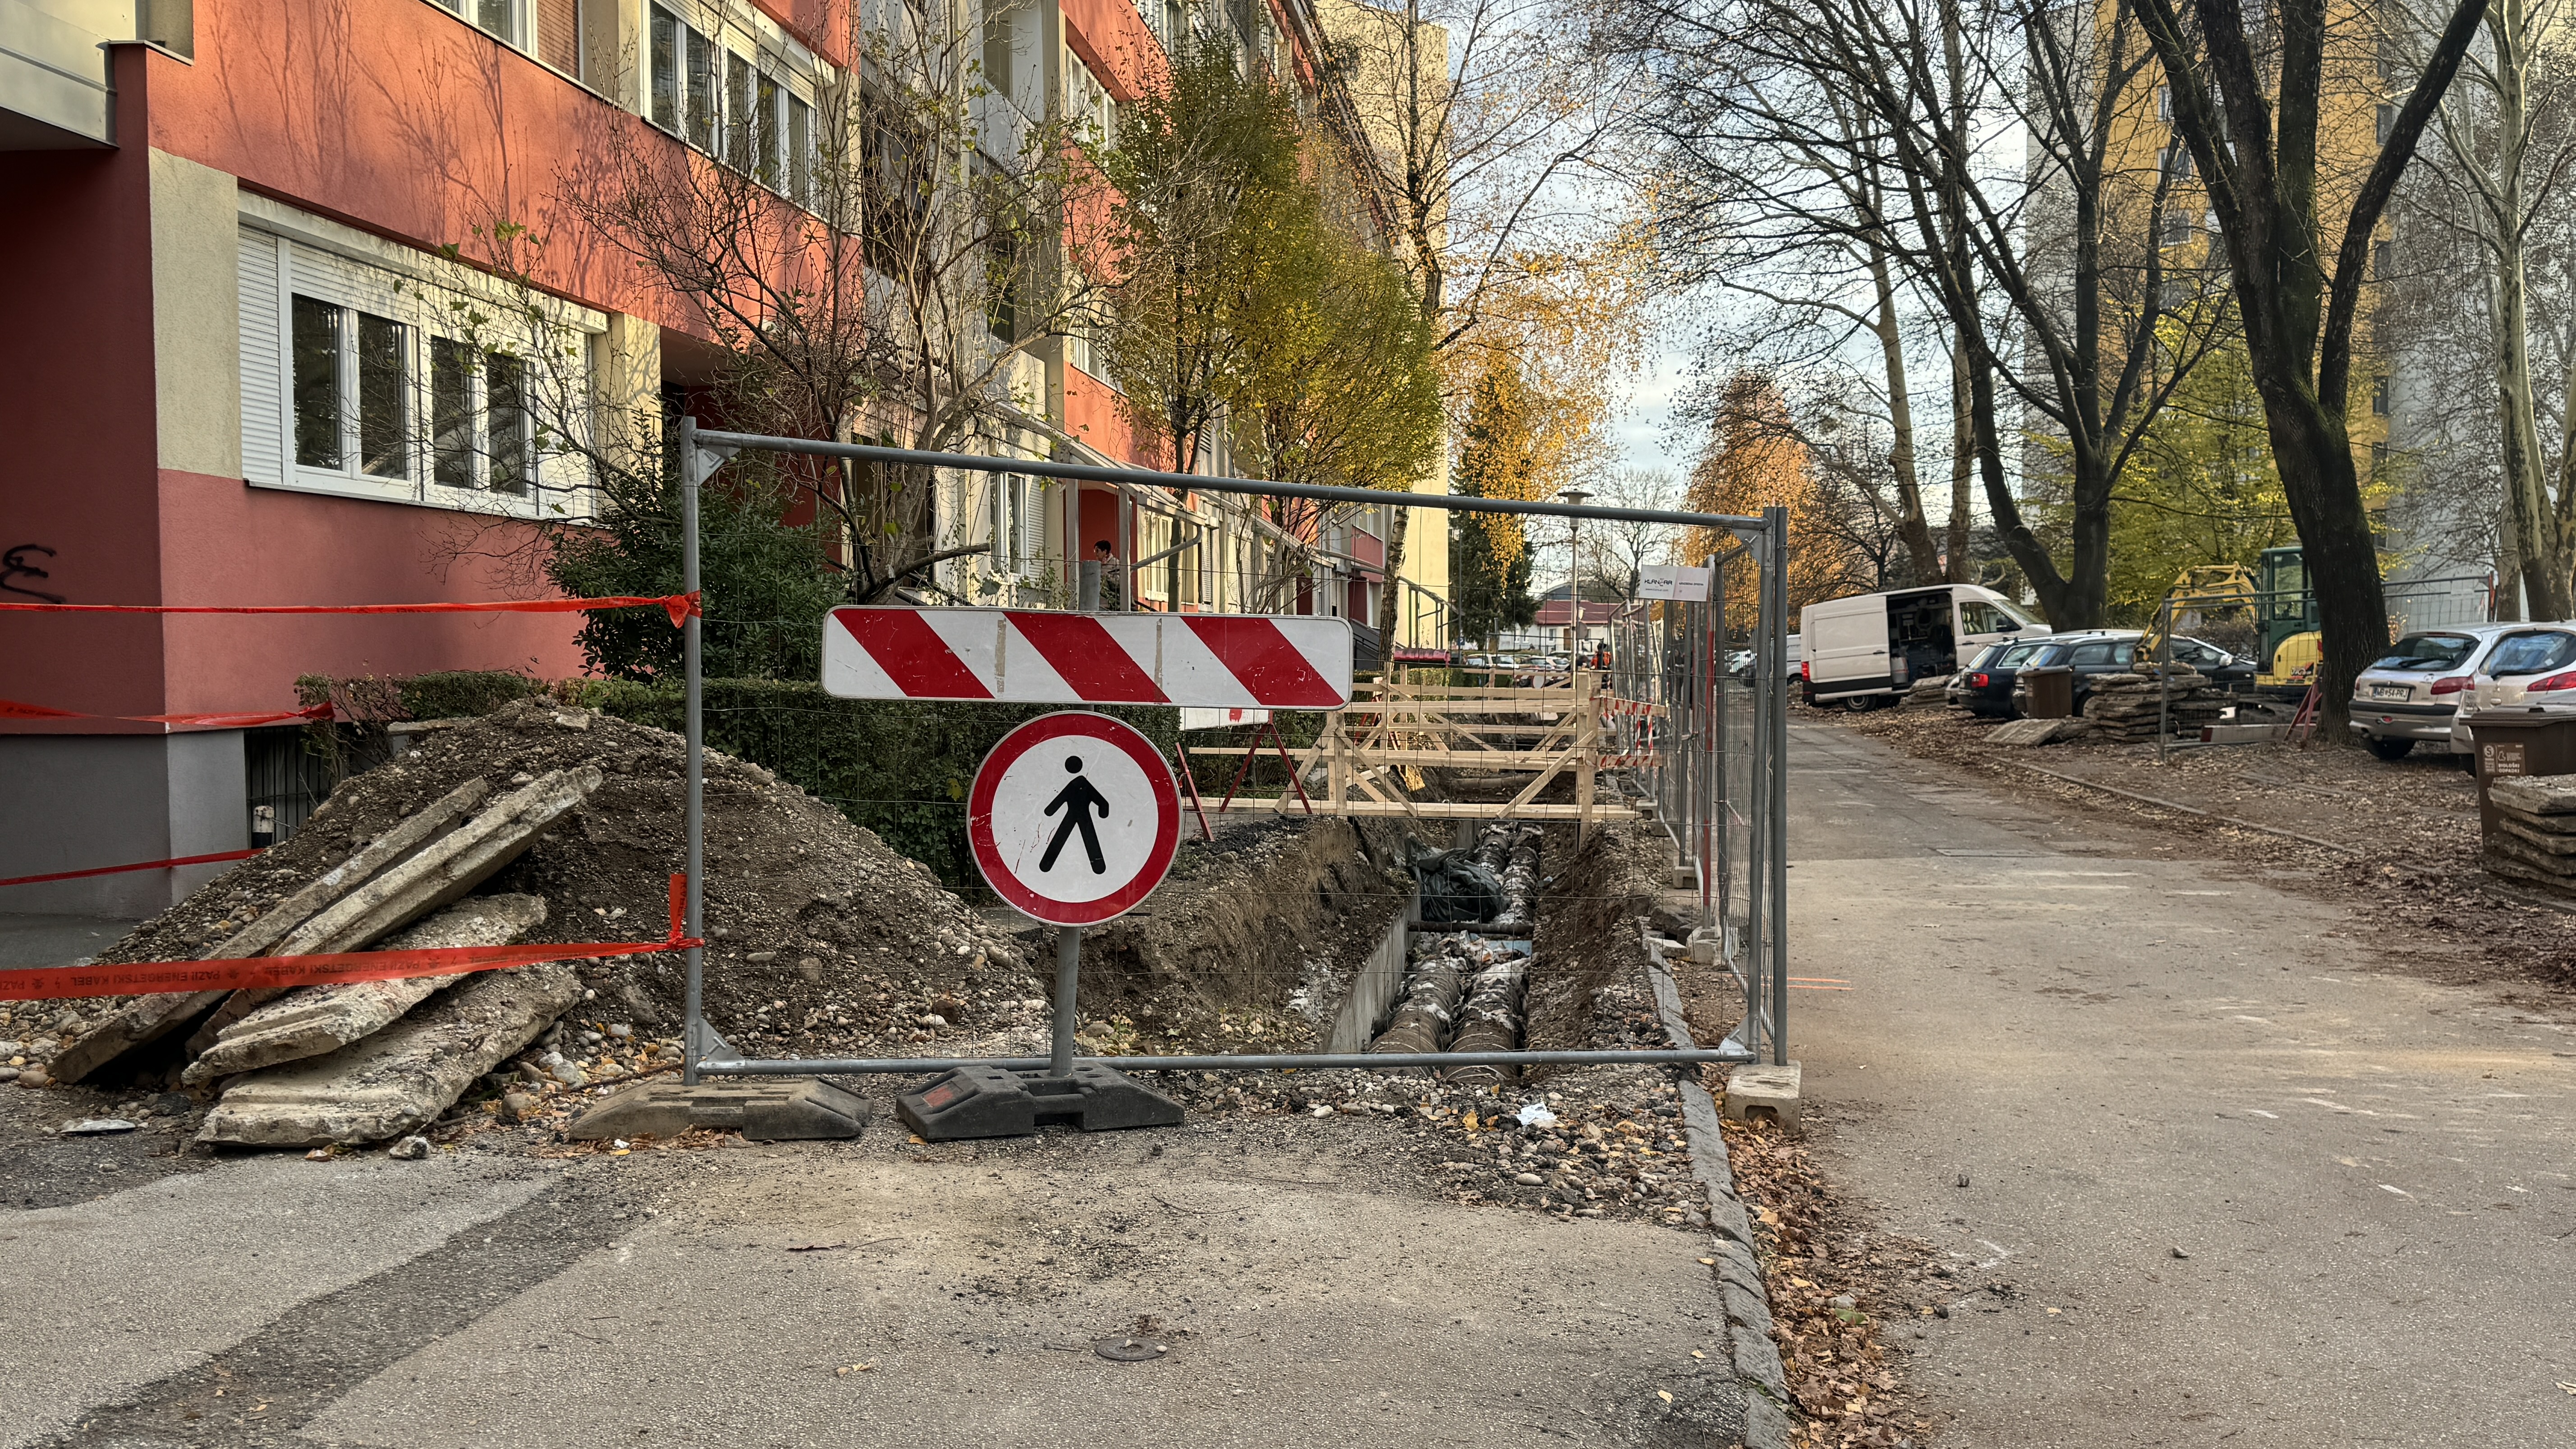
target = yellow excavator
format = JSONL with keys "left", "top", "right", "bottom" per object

{"left": 2142, "top": 552, "right": 2322, "bottom": 697}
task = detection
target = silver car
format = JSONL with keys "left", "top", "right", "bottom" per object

{"left": 2348, "top": 624, "right": 2520, "bottom": 760}
{"left": 2452, "top": 626, "right": 2576, "bottom": 756}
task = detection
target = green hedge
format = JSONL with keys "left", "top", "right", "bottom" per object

{"left": 401, "top": 670, "right": 544, "bottom": 720}
{"left": 582, "top": 679, "right": 1181, "bottom": 887}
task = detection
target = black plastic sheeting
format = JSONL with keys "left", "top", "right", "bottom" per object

{"left": 1408, "top": 847, "right": 1505, "bottom": 924}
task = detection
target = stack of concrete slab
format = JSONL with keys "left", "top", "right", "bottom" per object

{"left": 1902, "top": 674, "right": 1952, "bottom": 708}
{"left": 2480, "top": 774, "right": 2576, "bottom": 893}
{"left": 2083, "top": 667, "right": 2227, "bottom": 743}
{"left": 50, "top": 767, "right": 603, "bottom": 1147}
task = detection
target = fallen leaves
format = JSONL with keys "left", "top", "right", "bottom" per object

{"left": 1725, "top": 1116, "right": 1936, "bottom": 1449}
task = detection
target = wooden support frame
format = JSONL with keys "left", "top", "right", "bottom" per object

{"left": 1249, "top": 670, "right": 1636, "bottom": 839}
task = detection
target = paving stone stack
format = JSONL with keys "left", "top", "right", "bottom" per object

{"left": 1903, "top": 674, "right": 1953, "bottom": 708}
{"left": 2480, "top": 774, "right": 2576, "bottom": 893}
{"left": 2081, "top": 666, "right": 2227, "bottom": 743}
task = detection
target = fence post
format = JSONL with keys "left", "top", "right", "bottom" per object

{"left": 1764, "top": 505, "right": 1791, "bottom": 1067}
{"left": 1742, "top": 540, "right": 1770, "bottom": 1060}
{"left": 678, "top": 417, "right": 708, "bottom": 1086}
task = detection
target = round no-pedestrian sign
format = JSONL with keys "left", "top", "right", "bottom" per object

{"left": 967, "top": 712, "right": 1181, "bottom": 925}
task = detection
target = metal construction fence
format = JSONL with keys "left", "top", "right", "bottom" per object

{"left": 671, "top": 422, "right": 1795, "bottom": 1082}
{"left": 1603, "top": 540, "right": 1788, "bottom": 1067}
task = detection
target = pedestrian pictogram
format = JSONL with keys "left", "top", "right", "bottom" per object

{"left": 1039, "top": 756, "right": 1112, "bottom": 873}
{"left": 967, "top": 712, "right": 1181, "bottom": 926}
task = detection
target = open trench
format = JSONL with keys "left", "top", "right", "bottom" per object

{"left": 1051, "top": 812, "right": 1674, "bottom": 1077}
{"left": 1364, "top": 821, "right": 1543, "bottom": 1078}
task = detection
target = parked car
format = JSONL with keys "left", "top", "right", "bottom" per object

{"left": 2347, "top": 624, "right": 2521, "bottom": 761}
{"left": 1956, "top": 637, "right": 2061, "bottom": 717}
{"left": 2455, "top": 626, "right": 2576, "bottom": 756}
{"left": 2007, "top": 631, "right": 2137, "bottom": 715}
{"left": 1946, "top": 643, "right": 2009, "bottom": 708}
{"left": 2158, "top": 635, "right": 2256, "bottom": 687}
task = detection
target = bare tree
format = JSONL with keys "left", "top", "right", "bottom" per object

{"left": 557, "top": 0, "right": 1103, "bottom": 601}
{"left": 2387, "top": 0, "right": 2576, "bottom": 616}
{"left": 2134, "top": 0, "right": 2492, "bottom": 727}
{"left": 1615, "top": 0, "right": 2236, "bottom": 626}
{"left": 1582, "top": 467, "right": 1681, "bottom": 598}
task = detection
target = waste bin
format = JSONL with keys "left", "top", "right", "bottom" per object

{"left": 2466, "top": 707, "right": 2576, "bottom": 835}
{"left": 2020, "top": 665, "right": 2075, "bottom": 720}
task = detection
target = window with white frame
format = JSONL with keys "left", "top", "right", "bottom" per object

{"left": 1065, "top": 41, "right": 1116, "bottom": 144}
{"left": 239, "top": 224, "right": 595, "bottom": 516}
{"left": 440, "top": 0, "right": 527, "bottom": 49}
{"left": 649, "top": 4, "right": 824, "bottom": 205}
{"left": 988, "top": 471, "right": 1020, "bottom": 570}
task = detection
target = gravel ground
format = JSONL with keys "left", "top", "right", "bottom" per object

{"left": 1818, "top": 699, "right": 2576, "bottom": 1001}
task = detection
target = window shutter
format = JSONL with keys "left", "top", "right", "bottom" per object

{"left": 238, "top": 227, "right": 286, "bottom": 484}
{"left": 1017, "top": 476, "right": 1045, "bottom": 567}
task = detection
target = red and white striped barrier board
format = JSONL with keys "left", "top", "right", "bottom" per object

{"left": 823, "top": 608, "right": 1353, "bottom": 708}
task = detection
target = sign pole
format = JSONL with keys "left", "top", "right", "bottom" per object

{"left": 1051, "top": 925, "right": 1081, "bottom": 1078}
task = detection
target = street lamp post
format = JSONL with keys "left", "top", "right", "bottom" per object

{"left": 1559, "top": 487, "right": 1593, "bottom": 656}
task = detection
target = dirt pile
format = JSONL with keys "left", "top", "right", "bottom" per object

{"left": 9, "top": 701, "right": 1044, "bottom": 1118}
{"left": 1526, "top": 820, "right": 1668, "bottom": 1052}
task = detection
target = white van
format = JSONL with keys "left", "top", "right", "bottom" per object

{"left": 1800, "top": 584, "right": 2048, "bottom": 708}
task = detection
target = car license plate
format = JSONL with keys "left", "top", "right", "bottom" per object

{"left": 2370, "top": 685, "right": 2409, "bottom": 701}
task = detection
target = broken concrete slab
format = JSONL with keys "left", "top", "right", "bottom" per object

{"left": 270, "top": 767, "right": 601, "bottom": 963}
{"left": 1988, "top": 717, "right": 2091, "bottom": 746}
{"left": 568, "top": 1078, "right": 871, "bottom": 1142}
{"left": 2489, "top": 773, "right": 2576, "bottom": 817}
{"left": 228, "top": 778, "right": 498, "bottom": 961}
{"left": 51, "top": 778, "right": 495, "bottom": 1086}
{"left": 181, "top": 894, "right": 547, "bottom": 1086}
{"left": 196, "top": 959, "right": 582, "bottom": 1148}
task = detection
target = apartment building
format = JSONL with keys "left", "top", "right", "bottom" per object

{"left": 0, "top": 0, "right": 1449, "bottom": 915}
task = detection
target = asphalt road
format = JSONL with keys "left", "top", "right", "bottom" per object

{"left": 4, "top": 1111, "right": 1741, "bottom": 1449}
{"left": 1788, "top": 720, "right": 2576, "bottom": 1447}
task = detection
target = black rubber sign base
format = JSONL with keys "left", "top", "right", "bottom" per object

{"left": 897, "top": 1063, "right": 1185, "bottom": 1139}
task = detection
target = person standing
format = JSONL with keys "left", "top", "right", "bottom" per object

{"left": 1092, "top": 539, "right": 1125, "bottom": 611}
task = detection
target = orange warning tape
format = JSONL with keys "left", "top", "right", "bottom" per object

{"left": 0, "top": 699, "right": 335, "bottom": 728}
{"left": 0, "top": 849, "right": 266, "bottom": 890}
{"left": 0, "top": 875, "right": 699, "bottom": 1003}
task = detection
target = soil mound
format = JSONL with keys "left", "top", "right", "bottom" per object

{"left": 94, "top": 700, "right": 1037, "bottom": 1063}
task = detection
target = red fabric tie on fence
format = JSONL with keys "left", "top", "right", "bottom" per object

{"left": 0, "top": 590, "right": 700, "bottom": 626}
{"left": 0, "top": 875, "right": 700, "bottom": 1003}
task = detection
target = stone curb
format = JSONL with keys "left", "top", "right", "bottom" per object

{"left": 1642, "top": 920, "right": 1794, "bottom": 1449}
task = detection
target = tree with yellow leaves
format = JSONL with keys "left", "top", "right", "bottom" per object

{"left": 1683, "top": 373, "right": 1871, "bottom": 621}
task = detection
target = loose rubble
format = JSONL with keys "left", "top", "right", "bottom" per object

{"left": 10, "top": 701, "right": 1044, "bottom": 1145}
